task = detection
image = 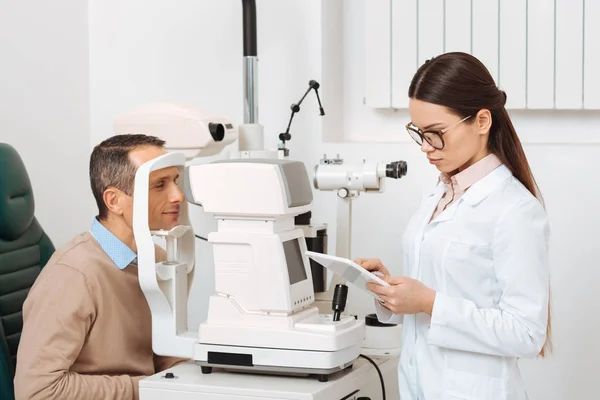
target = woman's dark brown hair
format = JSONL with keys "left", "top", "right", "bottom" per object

{"left": 409, "top": 52, "right": 542, "bottom": 201}
{"left": 408, "top": 52, "right": 551, "bottom": 357}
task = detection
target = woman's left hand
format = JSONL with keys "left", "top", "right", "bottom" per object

{"left": 367, "top": 276, "right": 436, "bottom": 315}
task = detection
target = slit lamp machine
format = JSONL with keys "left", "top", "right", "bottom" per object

{"left": 115, "top": 1, "right": 408, "bottom": 399}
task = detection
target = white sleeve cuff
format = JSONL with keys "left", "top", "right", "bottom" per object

{"left": 374, "top": 300, "right": 403, "bottom": 325}
{"left": 430, "top": 291, "right": 448, "bottom": 327}
{"left": 428, "top": 291, "right": 448, "bottom": 346}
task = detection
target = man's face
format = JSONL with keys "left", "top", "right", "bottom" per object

{"left": 124, "top": 146, "right": 185, "bottom": 230}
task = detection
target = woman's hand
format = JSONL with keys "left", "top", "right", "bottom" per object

{"left": 367, "top": 276, "right": 436, "bottom": 315}
{"left": 354, "top": 258, "right": 391, "bottom": 277}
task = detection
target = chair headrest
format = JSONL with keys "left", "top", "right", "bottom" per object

{"left": 0, "top": 143, "right": 35, "bottom": 241}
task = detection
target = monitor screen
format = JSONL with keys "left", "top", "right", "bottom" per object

{"left": 283, "top": 239, "right": 308, "bottom": 285}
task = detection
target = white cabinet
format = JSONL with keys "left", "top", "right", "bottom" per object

{"left": 499, "top": 0, "right": 527, "bottom": 109}
{"left": 555, "top": 0, "right": 584, "bottom": 109}
{"left": 584, "top": 0, "right": 600, "bottom": 109}
{"left": 365, "top": 0, "right": 391, "bottom": 108}
{"left": 391, "top": 0, "right": 417, "bottom": 109}
{"left": 365, "top": 0, "right": 599, "bottom": 110}
{"left": 527, "top": 0, "right": 555, "bottom": 109}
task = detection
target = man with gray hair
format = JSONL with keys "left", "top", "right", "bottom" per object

{"left": 15, "top": 134, "right": 187, "bottom": 400}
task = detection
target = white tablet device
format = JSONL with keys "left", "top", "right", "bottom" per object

{"left": 305, "top": 251, "right": 390, "bottom": 301}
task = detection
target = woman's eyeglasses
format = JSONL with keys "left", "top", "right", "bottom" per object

{"left": 405, "top": 115, "right": 471, "bottom": 150}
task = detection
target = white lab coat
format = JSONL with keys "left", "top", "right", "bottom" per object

{"left": 376, "top": 164, "right": 550, "bottom": 400}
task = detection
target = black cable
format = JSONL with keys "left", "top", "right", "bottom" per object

{"left": 359, "top": 354, "right": 386, "bottom": 400}
{"left": 194, "top": 234, "right": 208, "bottom": 242}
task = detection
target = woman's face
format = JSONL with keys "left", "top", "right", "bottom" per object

{"left": 407, "top": 99, "right": 491, "bottom": 173}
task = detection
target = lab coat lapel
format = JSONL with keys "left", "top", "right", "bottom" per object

{"left": 461, "top": 165, "right": 512, "bottom": 206}
{"left": 428, "top": 165, "right": 513, "bottom": 223}
{"left": 408, "top": 185, "right": 445, "bottom": 280}
{"left": 430, "top": 199, "right": 459, "bottom": 224}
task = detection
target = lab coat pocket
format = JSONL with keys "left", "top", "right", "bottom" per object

{"left": 443, "top": 241, "right": 494, "bottom": 299}
{"left": 442, "top": 368, "right": 505, "bottom": 400}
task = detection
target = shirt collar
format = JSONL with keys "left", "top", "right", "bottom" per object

{"left": 90, "top": 218, "right": 137, "bottom": 269}
{"left": 440, "top": 153, "right": 503, "bottom": 192}
{"left": 461, "top": 164, "right": 513, "bottom": 206}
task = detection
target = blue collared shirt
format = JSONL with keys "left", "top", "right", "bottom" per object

{"left": 90, "top": 218, "right": 137, "bottom": 269}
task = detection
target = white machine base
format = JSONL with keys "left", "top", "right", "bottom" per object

{"left": 193, "top": 342, "right": 361, "bottom": 381}
{"left": 140, "top": 355, "right": 400, "bottom": 400}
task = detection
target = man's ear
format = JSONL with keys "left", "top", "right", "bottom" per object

{"left": 475, "top": 109, "right": 492, "bottom": 135}
{"left": 103, "top": 187, "right": 125, "bottom": 216}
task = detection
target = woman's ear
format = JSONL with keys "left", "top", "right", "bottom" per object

{"left": 475, "top": 109, "right": 492, "bottom": 135}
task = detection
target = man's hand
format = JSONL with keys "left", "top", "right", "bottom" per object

{"left": 354, "top": 258, "right": 391, "bottom": 277}
{"left": 367, "top": 275, "right": 436, "bottom": 315}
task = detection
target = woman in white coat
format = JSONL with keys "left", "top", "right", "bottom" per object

{"left": 357, "top": 52, "right": 551, "bottom": 400}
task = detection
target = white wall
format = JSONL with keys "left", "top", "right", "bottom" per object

{"left": 88, "top": 1, "right": 597, "bottom": 399}
{"left": 0, "top": 1, "right": 93, "bottom": 247}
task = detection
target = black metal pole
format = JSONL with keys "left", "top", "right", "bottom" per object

{"left": 242, "top": 0, "right": 257, "bottom": 56}
{"left": 242, "top": 0, "right": 258, "bottom": 124}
